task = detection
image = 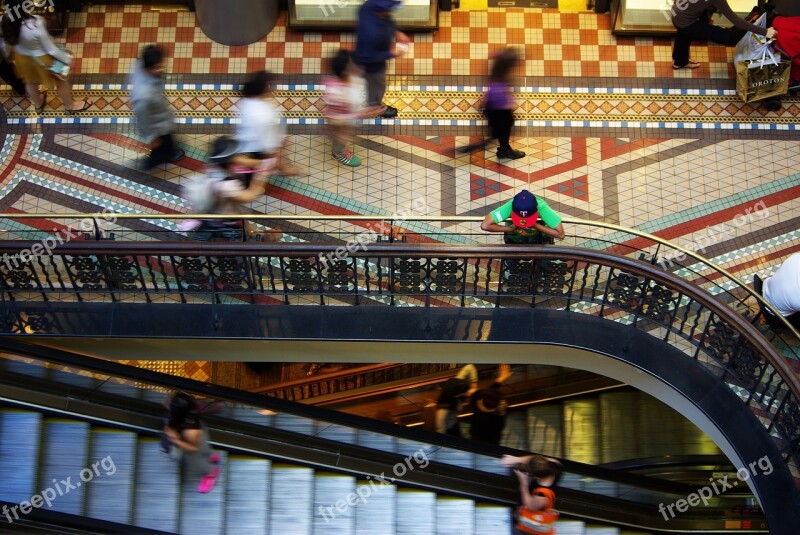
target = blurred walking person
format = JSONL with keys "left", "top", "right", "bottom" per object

{"left": 130, "top": 45, "right": 184, "bottom": 170}
{"left": 1, "top": 0, "right": 91, "bottom": 113}
{"left": 163, "top": 392, "right": 221, "bottom": 493}
{"left": 355, "top": 0, "right": 409, "bottom": 119}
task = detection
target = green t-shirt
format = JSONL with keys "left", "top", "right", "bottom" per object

{"left": 490, "top": 197, "right": 562, "bottom": 244}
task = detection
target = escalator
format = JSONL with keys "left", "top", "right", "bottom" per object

{"left": 0, "top": 342, "right": 769, "bottom": 534}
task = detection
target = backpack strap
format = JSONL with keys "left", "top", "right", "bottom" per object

{"left": 533, "top": 487, "right": 555, "bottom": 511}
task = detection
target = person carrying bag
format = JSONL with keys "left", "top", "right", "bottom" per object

{"left": 734, "top": 12, "right": 791, "bottom": 103}
{"left": 0, "top": 0, "right": 91, "bottom": 114}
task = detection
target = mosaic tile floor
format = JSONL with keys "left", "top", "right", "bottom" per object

{"left": 0, "top": 4, "right": 798, "bottom": 382}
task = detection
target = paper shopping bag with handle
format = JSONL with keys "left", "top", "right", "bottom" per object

{"left": 736, "top": 59, "right": 792, "bottom": 103}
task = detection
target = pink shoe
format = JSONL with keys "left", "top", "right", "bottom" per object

{"left": 209, "top": 453, "right": 220, "bottom": 464}
{"left": 198, "top": 467, "right": 219, "bottom": 493}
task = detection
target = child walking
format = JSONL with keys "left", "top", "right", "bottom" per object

{"left": 323, "top": 49, "right": 382, "bottom": 167}
{"left": 459, "top": 48, "right": 525, "bottom": 160}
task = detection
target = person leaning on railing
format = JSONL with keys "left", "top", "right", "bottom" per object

{"left": 481, "top": 189, "right": 565, "bottom": 244}
{"left": 760, "top": 253, "right": 800, "bottom": 329}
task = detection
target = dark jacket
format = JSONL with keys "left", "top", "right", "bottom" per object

{"left": 355, "top": 0, "right": 396, "bottom": 72}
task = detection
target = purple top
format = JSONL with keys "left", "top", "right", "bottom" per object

{"left": 485, "top": 82, "right": 513, "bottom": 110}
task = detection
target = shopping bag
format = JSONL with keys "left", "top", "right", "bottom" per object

{"left": 734, "top": 13, "right": 776, "bottom": 64}
{"left": 516, "top": 487, "right": 560, "bottom": 535}
{"left": 736, "top": 59, "right": 792, "bottom": 102}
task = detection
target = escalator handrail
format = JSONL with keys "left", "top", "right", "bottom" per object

{"left": 0, "top": 338, "right": 744, "bottom": 497}
{"left": 0, "top": 499, "right": 173, "bottom": 534}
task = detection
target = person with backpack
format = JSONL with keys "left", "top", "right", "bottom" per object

{"left": 162, "top": 392, "right": 221, "bottom": 494}
{"left": 500, "top": 453, "right": 562, "bottom": 534}
{"left": 184, "top": 135, "right": 276, "bottom": 241}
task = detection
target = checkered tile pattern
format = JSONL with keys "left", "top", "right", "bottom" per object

{"left": 64, "top": 5, "right": 739, "bottom": 79}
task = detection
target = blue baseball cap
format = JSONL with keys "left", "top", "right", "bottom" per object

{"left": 511, "top": 190, "right": 539, "bottom": 228}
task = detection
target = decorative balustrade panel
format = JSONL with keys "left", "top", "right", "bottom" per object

{"left": 0, "top": 245, "right": 797, "bottom": 478}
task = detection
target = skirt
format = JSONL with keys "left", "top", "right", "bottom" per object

{"left": 13, "top": 53, "right": 57, "bottom": 89}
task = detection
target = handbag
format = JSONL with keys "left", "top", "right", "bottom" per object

{"left": 35, "top": 46, "right": 72, "bottom": 81}
{"left": 516, "top": 487, "right": 560, "bottom": 535}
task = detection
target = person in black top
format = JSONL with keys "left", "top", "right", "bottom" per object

{"left": 469, "top": 364, "right": 512, "bottom": 444}
{"left": 435, "top": 364, "right": 478, "bottom": 437}
{"left": 163, "top": 392, "right": 221, "bottom": 493}
{"left": 501, "top": 453, "right": 563, "bottom": 511}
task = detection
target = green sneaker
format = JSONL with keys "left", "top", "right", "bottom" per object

{"left": 333, "top": 150, "right": 361, "bottom": 167}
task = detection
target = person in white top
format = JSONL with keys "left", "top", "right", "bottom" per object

{"left": 236, "top": 70, "right": 300, "bottom": 181}
{"left": 762, "top": 253, "right": 800, "bottom": 328}
{"left": 0, "top": 1, "right": 90, "bottom": 113}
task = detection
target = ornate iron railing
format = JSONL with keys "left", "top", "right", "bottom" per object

{"left": 0, "top": 240, "right": 797, "bottom": 484}
{"left": 1, "top": 213, "right": 796, "bottom": 342}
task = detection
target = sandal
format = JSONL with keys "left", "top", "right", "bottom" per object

{"left": 66, "top": 99, "right": 93, "bottom": 114}
{"left": 673, "top": 61, "right": 701, "bottom": 70}
{"left": 36, "top": 91, "right": 47, "bottom": 114}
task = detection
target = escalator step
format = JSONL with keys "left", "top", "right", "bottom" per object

{"left": 436, "top": 498, "right": 474, "bottom": 535}
{"left": 474, "top": 505, "right": 512, "bottom": 534}
{"left": 555, "top": 520, "right": 587, "bottom": 534}
{"left": 0, "top": 410, "right": 42, "bottom": 503}
{"left": 274, "top": 413, "right": 316, "bottom": 435}
{"left": 354, "top": 481, "right": 396, "bottom": 535}
{"left": 179, "top": 450, "right": 226, "bottom": 535}
{"left": 357, "top": 428, "right": 398, "bottom": 453}
{"left": 39, "top": 420, "right": 90, "bottom": 516}
{"left": 396, "top": 490, "right": 436, "bottom": 535}
{"left": 270, "top": 465, "right": 314, "bottom": 535}
{"left": 586, "top": 528, "right": 620, "bottom": 534}
{"left": 225, "top": 457, "right": 271, "bottom": 533}
{"left": 85, "top": 429, "right": 137, "bottom": 524}
{"left": 425, "top": 445, "right": 474, "bottom": 470}
{"left": 315, "top": 422, "right": 357, "bottom": 445}
{"left": 221, "top": 405, "right": 274, "bottom": 426}
{"left": 133, "top": 438, "right": 180, "bottom": 532}
{"left": 473, "top": 452, "right": 507, "bottom": 476}
{"left": 313, "top": 473, "right": 356, "bottom": 534}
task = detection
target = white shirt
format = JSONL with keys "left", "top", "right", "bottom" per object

{"left": 236, "top": 97, "right": 284, "bottom": 155}
{"left": 13, "top": 16, "right": 71, "bottom": 64}
{"left": 763, "top": 253, "right": 800, "bottom": 317}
